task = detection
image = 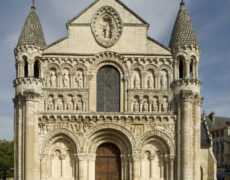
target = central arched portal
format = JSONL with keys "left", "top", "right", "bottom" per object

{"left": 97, "top": 65, "right": 120, "bottom": 112}
{"left": 96, "top": 143, "right": 121, "bottom": 180}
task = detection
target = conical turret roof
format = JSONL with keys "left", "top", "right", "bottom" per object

{"left": 169, "top": 2, "right": 199, "bottom": 49}
{"left": 17, "top": 7, "right": 46, "bottom": 48}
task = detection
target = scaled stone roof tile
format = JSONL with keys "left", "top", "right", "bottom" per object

{"left": 17, "top": 7, "right": 46, "bottom": 48}
{"left": 169, "top": 3, "right": 199, "bottom": 49}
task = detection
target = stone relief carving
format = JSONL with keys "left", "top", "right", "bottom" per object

{"left": 62, "top": 69, "right": 70, "bottom": 88}
{"left": 75, "top": 71, "right": 84, "bottom": 88}
{"left": 129, "top": 94, "right": 172, "bottom": 113}
{"left": 160, "top": 70, "right": 167, "bottom": 90}
{"left": 44, "top": 93, "right": 87, "bottom": 112}
{"left": 91, "top": 6, "right": 122, "bottom": 48}
{"left": 50, "top": 69, "right": 57, "bottom": 88}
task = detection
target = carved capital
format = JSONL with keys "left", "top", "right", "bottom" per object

{"left": 87, "top": 154, "right": 96, "bottom": 161}
{"left": 169, "top": 154, "right": 175, "bottom": 161}
{"left": 194, "top": 94, "right": 203, "bottom": 107}
{"left": 77, "top": 153, "right": 87, "bottom": 161}
{"left": 23, "top": 91, "right": 40, "bottom": 102}
{"left": 181, "top": 90, "right": 194, "bottom": 102}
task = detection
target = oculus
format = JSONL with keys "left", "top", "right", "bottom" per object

{"left": 91, "top": 6, "right": 122, "bottom": 48}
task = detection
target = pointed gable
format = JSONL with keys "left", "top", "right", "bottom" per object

{"left": 44, "top": 0, "right": 171, "bottom": 55}
{"left": 68, "top": 0, "right": 148, "bottom": 25}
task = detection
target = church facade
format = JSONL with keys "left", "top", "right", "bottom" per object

{"left": 13, "top": 0, "right": 216, "bottom": 180}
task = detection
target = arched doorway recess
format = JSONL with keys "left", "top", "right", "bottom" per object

{"left": 95, "top": 143, "right": 121, "bottom": 180}
{"left": 97, "top": 65, "right": 120, "bottom": 112}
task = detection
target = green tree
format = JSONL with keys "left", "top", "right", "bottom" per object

{"left": 0, "top": 140, "right": 14, "bottom": 178}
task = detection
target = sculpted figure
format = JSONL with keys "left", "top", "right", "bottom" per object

{"left": 75, "top": 72, "right": 83, "bottom": 88}
{"left": 134, "top": 75, "right": 140, "bottom": 89}
{"left": 50, "top": 70, "right": 56, "bottom": 88}
{"left": 63, "top": 71, "right": 70, "bottom": 88}
{"left": 57, "top": 99, "right": 63, "bottom": 110}
{"left": 160, "top": 72, "right": 167, "bottom": 89}
{"left": 66, "top": 99, "right": 73, "bottom": 111}
{"left": 76, "top": 100, "right": 83, "bottom": 111}
{"left": 101, "top": 15, "right": 112, "bottom": 39}
{"left": 152, "top": 98, "right": 158, "bottom": 112}
{"left": 162, "top": 98, "right": 168, "bottom": 112}
{"left": 143, "top": 101, "right": 149, "bottom": 112}
{"left": 47, "top": 98, "right": 54, "bottom": 111}
{"left": 133, "top": 101, "right": 139, "bottom": 112}
{"left": 147, "top": 75, "right": 153, "bottom": 89}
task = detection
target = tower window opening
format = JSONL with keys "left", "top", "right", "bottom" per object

{"left": 34, "top": 60, "right": 40, "bottom": 78}
{"left": 190, "top": 62, "right": 193, "bottom": 79}
{"left": 179, "top": 59, "right": 184, "bottom": 79}
{"left": 23, "top": 56, "right": 28, "bottom": 77}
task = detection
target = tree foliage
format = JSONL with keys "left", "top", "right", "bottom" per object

{"left": 0, "top": 140, "right": 14, "bottom": 178}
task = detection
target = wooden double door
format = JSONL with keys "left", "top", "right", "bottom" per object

{"left": 96, "top": 143, "right": 121, "bottom": 180}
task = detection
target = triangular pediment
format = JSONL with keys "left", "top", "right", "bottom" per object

{"left": 68, "top": 0, "right": 148, "bottom": 25}
{"left": 44, "top": 0, "right": 171, "bottom": 55}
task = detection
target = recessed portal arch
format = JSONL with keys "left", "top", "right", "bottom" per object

{"left": 97, "top": 65, "right": 120, "bottom": 112}
{"left": 96, "top": 143, "right": 121, "bottom": 180}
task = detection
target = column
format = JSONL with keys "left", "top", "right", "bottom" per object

{"left": 40, "top": 154, "right": 47, "bottom": 180}
{"left": 181, "top": 90, "right": 193, "bottom": 180}
{"left": 88, "top": 154, "right": 96, "bottom": 180}
{"left": 78, "top": 154, "right": 88, "bottom": 180}
{"left": 150, "top": 155, "right": 155, "bottom": 178}
{"left": 193, "top": 96, "right": 203, "bottom": 180}
{"left": 160, "top": 155, "right": 165, "bottom": 179}
{"left": 169, "top": 155, "right": 175, "bottom": 180}
{"left": 165, "top": 155, "right": 169, "bottom": 180}
{"left": 185, "top": 60, "right": 190, "bottom": 79}
{"left": 24, "top": 92, "right": 38, "bottom": 180}
{"left": 132, "top": 154, "right": 141, "bottom": 180}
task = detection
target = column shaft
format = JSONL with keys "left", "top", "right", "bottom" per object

{"left": 25, "top": 100, "right": 35, "bottom": 180}
{"left": 194, "top": 103, "right": 201, "bottom": 180}
{"left": 181, "top": 93, "right": 193, "bottom": 180}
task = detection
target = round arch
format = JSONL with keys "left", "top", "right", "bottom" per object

{"left": 139, "top": 130, "right": 175, "bottom": 155}
{"left": 39, "top": 128, "right": 80, "bottom": 155}
{"left": 81, "top": 123, "right": 135, "bottom": 154}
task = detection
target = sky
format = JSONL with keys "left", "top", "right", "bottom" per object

{"left": 0, "top": 0, "right": 230, "bottom": 140}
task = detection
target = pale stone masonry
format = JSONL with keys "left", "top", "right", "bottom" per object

{"left": 13, "top": 0, "right": 216, "bottom": 179}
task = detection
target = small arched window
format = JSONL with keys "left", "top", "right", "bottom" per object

{"left": 190, "top": 61, "right": 193, "bottom": 79}
{"left": 179, "top": 59, "right": 184, "bottom": 79}
{"left": 23, "top": 56, "right": 28, "bottom": 77}
{"left": 34, "top": 60, "right": 40, "bottom": 78}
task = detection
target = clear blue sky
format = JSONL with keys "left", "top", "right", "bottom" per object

{"left": 0, "top": 0, "right": 230, "bottom": 140}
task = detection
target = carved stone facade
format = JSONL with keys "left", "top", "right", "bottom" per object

{"left": 14, "top": 0, "right": 216, "bottom": 180}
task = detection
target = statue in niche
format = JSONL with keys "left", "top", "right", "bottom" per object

{"left": 57, "top": 99, "right": 63, "bottom": 111}
{"left": 147, "top": 75, "right": 153, "bottom": 89}
{"left": 66, "top": 98, "right": 73, "bottom": 111}
{"left": 134, "top": 75, "right": 140, "bottom": 89}
{"left": 75, "top": 72, "right": 84, "bottom": 88}
{"left": 76, "top": 100, "right": 83, "bottom": 111}
{"left": 101, "top": 15, "right": 113, "bottom": 39}
{"left": 63, "top": 71, "right": 70, "bottom": 88}
{"left": 143, "top": 101, "right": 149, "bottom": 112}
{"left": 133, "top": 101, "right": 139, "bottom": 112}
{"left": 161, "top": 98, "right": 168, "bottom": 112}
{"left": 152, "top": 98, "right": 158, "bottom": 112}
{"left": 160, "top": 71, "right": 167, "bottom": 90}
{"left": 50, "top": 70, "right": 57, "bottom": 88}
{"left": 47, "top": 97, "right": 54, "bottom": 110}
